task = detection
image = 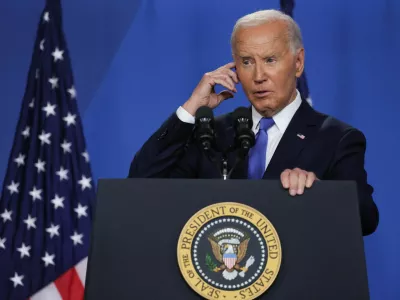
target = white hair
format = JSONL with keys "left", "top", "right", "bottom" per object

{"left": 231, "top": 9, "right": 303, "bottom": 53}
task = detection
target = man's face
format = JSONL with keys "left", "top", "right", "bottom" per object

{"left": 233, "top": 21, "right": 304, "bottom": 117}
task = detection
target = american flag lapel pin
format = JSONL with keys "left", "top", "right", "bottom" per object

{"left": 297, "top": 133, "right": 305, "bottom": 140}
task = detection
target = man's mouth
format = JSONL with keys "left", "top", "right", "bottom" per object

{"left": 254, "top": 90, "right": 271, "bottom": 97}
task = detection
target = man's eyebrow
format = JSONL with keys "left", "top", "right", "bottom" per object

{"left": 236, "top": 52, "right": 277, "bottom": 59}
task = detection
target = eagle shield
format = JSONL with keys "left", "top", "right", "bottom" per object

{"left": 223, "top": 253, "right": 237, "bottom": 269}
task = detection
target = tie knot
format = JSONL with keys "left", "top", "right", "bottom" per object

{"left": 259, "top": 117, "right": 274, "bottom": 132}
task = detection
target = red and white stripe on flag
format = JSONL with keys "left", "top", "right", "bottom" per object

{"left": 30, "top": 257, "right": 87, "bottom": 300}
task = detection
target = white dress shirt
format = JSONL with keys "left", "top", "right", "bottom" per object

{"left": 176, "top": 90, "right": 302, "bottom": 171}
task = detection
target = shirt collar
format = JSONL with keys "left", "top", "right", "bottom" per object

{"left": 252, "top": 89, "right": 302, "bottom": 133}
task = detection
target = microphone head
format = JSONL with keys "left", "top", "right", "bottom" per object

{"left": 195, "top": 106, "right": 215, "bottom": 151}
{"left": 195, "top": 106, "right": 214, "bottom": 121}
{"left": 232, "top": 106, "right": 251, "bottom": 119}
{"left": 232, "top": 107, "right": 255, "bottom": 154}
{"left": 232, "top": 107, "right": 253, "bottom": 128}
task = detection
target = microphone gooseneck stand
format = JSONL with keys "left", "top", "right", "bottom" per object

{"left": 195, "top": 106, "right": 254, "bottom": 181}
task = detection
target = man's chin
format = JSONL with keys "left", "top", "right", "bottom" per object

{"left": 250, "top": 98, "right": 277, "bottom": 114}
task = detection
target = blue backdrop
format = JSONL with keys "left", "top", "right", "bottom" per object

{"left": 1, "top": 0, "right": 399, "bottom": 298}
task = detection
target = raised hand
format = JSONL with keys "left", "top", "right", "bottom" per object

{"left": 182, "top": 62, "right": 238, "bottom": 116}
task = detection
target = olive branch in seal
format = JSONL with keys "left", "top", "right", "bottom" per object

{"left": 205, "top": 253, "right": 218, "bottom": 271}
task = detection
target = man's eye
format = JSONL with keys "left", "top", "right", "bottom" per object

{"left": 242, "top": 60, "right": 251, "bottom": 65}
{"left": 266, "top": 57, "right": 276, "bottom": 63}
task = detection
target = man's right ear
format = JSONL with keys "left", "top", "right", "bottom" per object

{"left": 235, "top": 68, "right": 241, "bottom": 82}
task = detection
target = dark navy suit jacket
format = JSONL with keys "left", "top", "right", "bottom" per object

{"left": 128, "top": 100, "right": 379, "bottom": 236}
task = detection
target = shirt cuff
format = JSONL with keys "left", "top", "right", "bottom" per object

{"left": 176, "top": 106, "right": 195, "bottom": 124}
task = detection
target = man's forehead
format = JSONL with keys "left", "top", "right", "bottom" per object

{"left": 235, "top": 23, "right": 287, "bottom": 47}
{"left": 234, "top": 34, "right": 284, "bottom": 55}
{"left": 236, "top": 34, "right": 281, "bottom": 47}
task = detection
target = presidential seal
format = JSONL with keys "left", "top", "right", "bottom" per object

{"left": 177, "top": 202, "right": 282, "bottom": 300}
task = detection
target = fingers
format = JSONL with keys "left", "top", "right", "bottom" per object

{"left": 203, "top": 62, "right": 239, "bottom": 93}
{"left": 210, "top": 75, "right": 237, "bottom": 93}
{"left": 305, "top": 172, "right": 317, "bottom": 188}
{"left": 221, "top": 68, "right": 239, "bottom": 84}
{"left": 296, "top": 170, "right": 307, "bottom": 195}
{"left": 281, "top": 168, "right": 318, "bottom": 196}
{"left": 280, "top": 169, "right": 291, "bottom": 189}
{"left": 187, "top": 62, "right": 238, "bottom": 112}
{"left": 216, "top": 62, "right": 239, "bottom": 84}
{"left": 223, "top": 61, "right": 236, "bottom": 69}
{"left": 289, "top": 170, "right": 300, "bottom": 196}
{"left": 217, "top": 90, "right": 235, "bottom": 102}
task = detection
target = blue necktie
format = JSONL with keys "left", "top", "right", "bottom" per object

{"left": 248, "top": 117, "right": 275, "bottom": 179}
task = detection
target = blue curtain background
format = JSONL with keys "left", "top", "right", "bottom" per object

{"left": 1, "top": 0, "right": 399, "bottom": 298}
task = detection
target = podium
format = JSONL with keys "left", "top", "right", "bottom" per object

{"left": 84, "top": 179, "right": 370, "bottom": 300}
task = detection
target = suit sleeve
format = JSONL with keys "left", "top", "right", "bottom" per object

{"left": 127, "top": 113, "right": 199, "bottom": 178}
{"left": 327, "top": 128, "right": 379, "bottom": 236}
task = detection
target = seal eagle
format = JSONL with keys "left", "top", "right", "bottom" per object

{"left": 207, "top": 228, "right": 255, "bottom": 280}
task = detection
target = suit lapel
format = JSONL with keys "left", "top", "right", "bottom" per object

{"left": 263, "top": 100, "right": 320, "bottom": 179}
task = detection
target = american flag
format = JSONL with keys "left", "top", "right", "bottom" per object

{"left": 280, "top": 0, "right": 312, "bottom": 106}
{"left": 0, "top": 0, "right": 95, "bottom": 299}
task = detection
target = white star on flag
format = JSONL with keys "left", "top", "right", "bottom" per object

{"left": 7, "top": 181, "right": 20, "bottom": 195}
{"left": 21, "top": 126, "right": 30, "bottom": 138}
{"left": 35, "top": 69, "right": 39, "bottom": 79}
{"left": 29, "top": 186, "right": 42, "bottom": 201}
{"left": 24, "top": 215, "right": 37, "bottom": 230}
{"left": 67, "top": 86, "right": 77, "bottom": 99}
{"left": 17, "top": 243, "right": 31, "bottom": 258}
{"left": 48, "top": 76, "right": 59, "bottom": 89}
{"left": 51, "top": 194, "right": 65, "bottom": 210}
{"left": 78, "top": 175, "right": 92, "bottom": 191}
{"left": 43, "top": 11, "right": 50, "bottom": 22}
{"left": 42, "top": 102, "right": 57, "bottom": 117}
{"left": 29, "top": 98, "right": 35, "bottom": 107}
{"left": 46, "top": 224, "right": 60, "bottom": 238}
{"left": 10, "top": 272, "right": 24, "bottom": 288}
{"left": 82, "top": 151, "right": 90, "bottom": 162}
{"left": 14, "top": 153, "right": 25, "bottom": 167}
{"left": 56, "top": 166, "right": 69, "bottom": 181}
{"left": 70, "top": 231, "right": 83, "bottom": 246}
{"left": 0, "top": 237, "right": 6, "bottom": 249}
{"left": 1, "top": 209, "right": 12, "bottom": 223}
{"left": 74, "top": 203, "right": 88, "bottom": 219}
{"left": 42, "top": 252, "right": 55, "bottom": 267}
{"left": 61, "top": 139, "right": 72, "bottom": 153}
{"left": 51, "top": 47, "right": 64, "bottom": 62}
{"left": 40, "top": 39, "right": 45, "bottom": 51}
{"left": 35, "top": 159, "right": 46, "bottom": 173}
{"left": 38, "top": 130, "right": 51, "bottom": 145}
{"left": 63, "top": 112, "right": 77, "bottom": 126}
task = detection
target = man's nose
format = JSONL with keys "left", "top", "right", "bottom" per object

{"left": 253, "top": 64, "right": 267, "bottom": 84}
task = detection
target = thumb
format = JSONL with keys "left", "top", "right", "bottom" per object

{"left": 217, "top": 90, "right": 234, "bottom": 102}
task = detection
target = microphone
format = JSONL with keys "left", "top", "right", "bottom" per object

{"left": 232, "top": 107, "right": 255, "bottom": 157}
{"left": 195, "top": 106, "right": 215, "bottom": 151}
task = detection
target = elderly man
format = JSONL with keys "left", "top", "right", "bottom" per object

{"left": 128, "top": 10, "right": 378, "bottom": 236}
